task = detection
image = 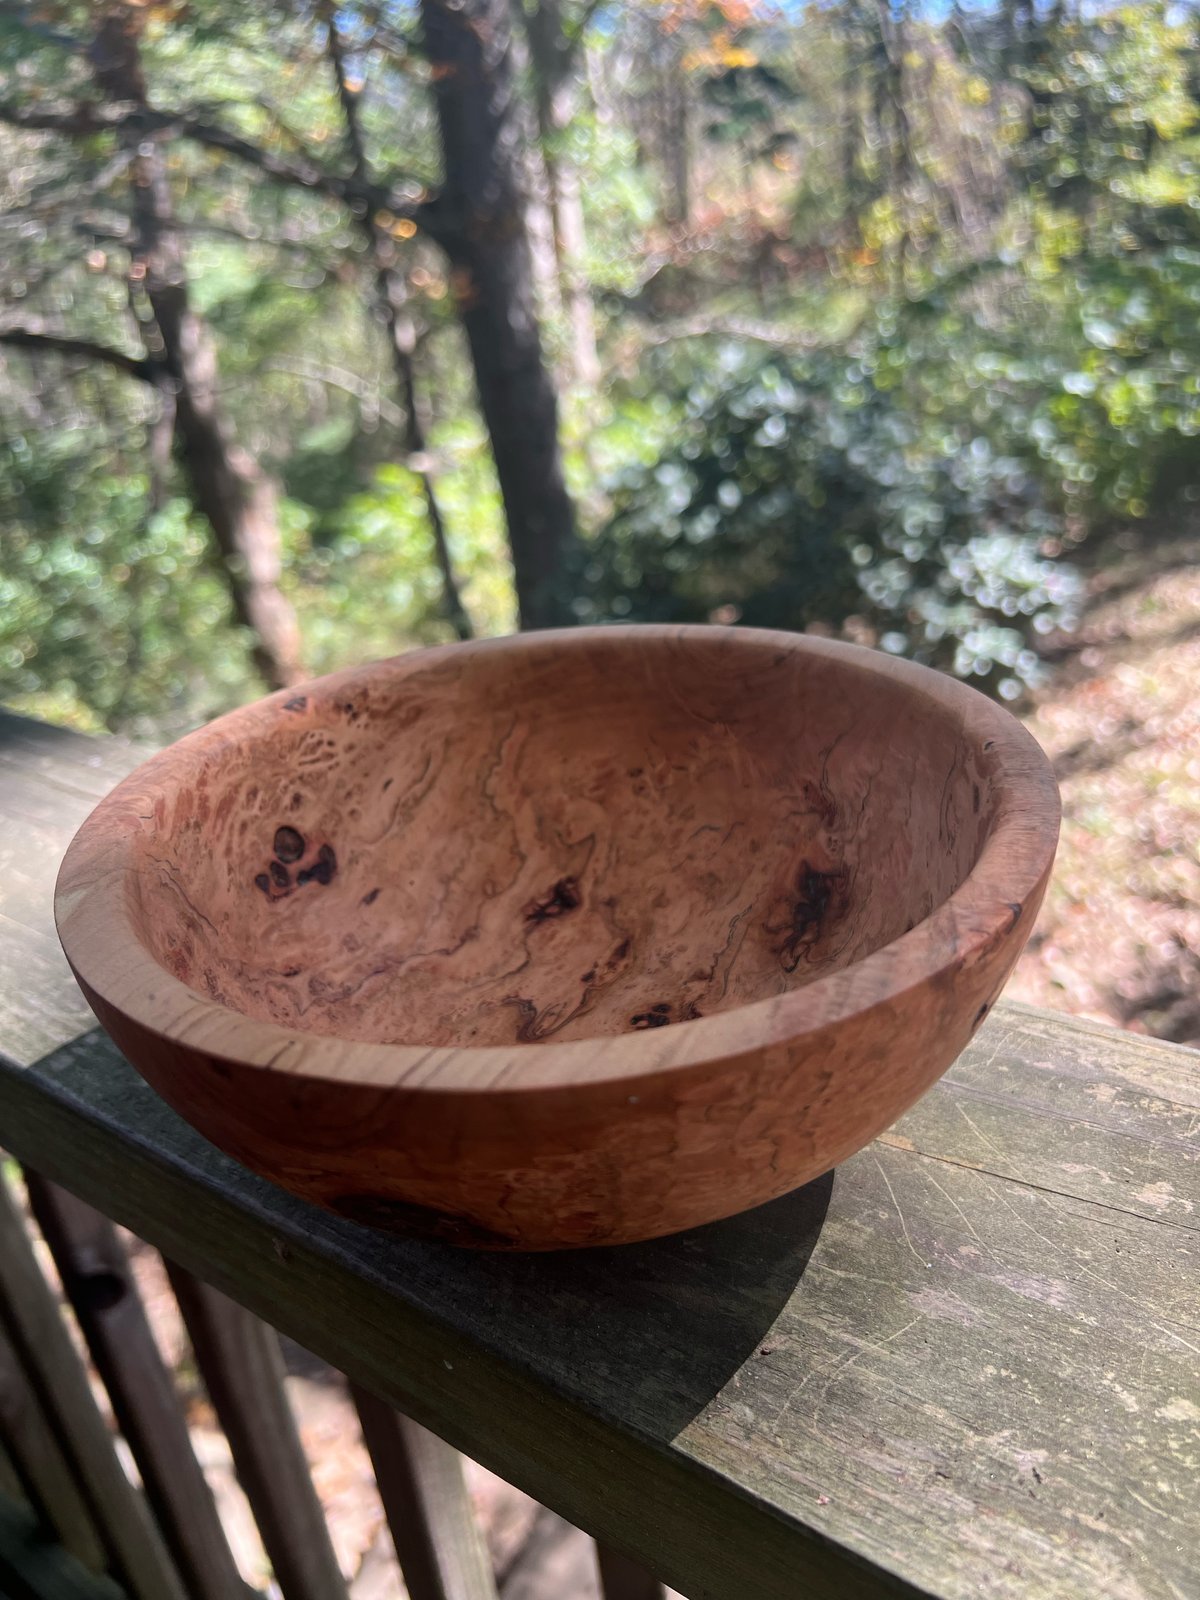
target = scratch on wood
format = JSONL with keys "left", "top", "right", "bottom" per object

{"left": 984, "top": 1177, "right": 1200, "bottom": 1357}
{"left": 772, "top": 1315, "right": 924, "bottom": 1432}
{"left": 874, "top": 1155, "right": 929, "bottom": 1269}
{"left": 920, "top": 1167, "right": 1006, "bottom": 1269}
{"left": 954, "top": 1101, "right": 1010, "bottom": 1167}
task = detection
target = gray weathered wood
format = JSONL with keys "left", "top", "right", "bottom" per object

{"left": 351, "top": 1385, "right": 498, "bottom": 1600}
{"left": 594, "top": 1546, "right": 665, "bottom": 1600}
{"left": 0, "top": 713, "right": 146, "bottom": 1069}
{"left": 0, "top": 1490, "right": 128, "bottom": 1600}
{"left": 0, "top": 1318, "right": 107, "bottom": 1574}
{"left": 1, "top": 711, "right": 1199, "bottom": 1600}
{"left": 0, "top": 1176, "right": 187, "bottom": 1600}
{"left": 22, "top": 1175, "right": 251, "bottom": 1600}
{"left": 165, "top": 1265, "right": 348, "bottom": 1600}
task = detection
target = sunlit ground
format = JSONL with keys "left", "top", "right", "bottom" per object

{"left": 1009, "top": 533, "right": 1200, "bottom": 1046}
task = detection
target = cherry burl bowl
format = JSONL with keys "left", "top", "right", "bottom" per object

{"left": 55, "top": 626, "right": 1058, "bottom": 1250}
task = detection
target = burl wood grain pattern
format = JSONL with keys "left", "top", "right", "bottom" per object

{"left": 55, "top": 627, "right": 1059, "bottom": 1249}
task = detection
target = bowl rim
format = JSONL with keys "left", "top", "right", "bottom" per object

{"left": 54, "top": 625, "right": 1060, "bottom": 1094}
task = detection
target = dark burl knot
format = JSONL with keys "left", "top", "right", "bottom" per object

{"left": 524, "top": 877, "right": 580, "bottom": 923}
{"left": 274, "top": 826, "right": 305, "bottom": 863}
{"left": 298, "top": 843, "right": 337, "bottom": 887}
{"left": 631, "top": 1008, "right": 673, "bottom": 1029}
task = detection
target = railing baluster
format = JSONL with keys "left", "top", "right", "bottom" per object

{"left": 166, "top": 1263, "right": 348, "bottom": 1600}
{"left": 351, "top": 1384, "right": 499, "bottom": 1600}
{"left": 0, "top": 1173, "right": 186, "bottom": 1600}
{"left": 595, "top": 1544, "right": 668, "bottom": 1600}
{"left": 0, "top": 1436, "right": 24, "bottom": 1502}
{"left": 23, "top": 1172, "right": 251, "bottom": 1600}
{"left": 0, "top": 1490, "right": 127, "bottom": 1600}
{"left": 0, "top": 1317, "right": 107, "bottom": 1574}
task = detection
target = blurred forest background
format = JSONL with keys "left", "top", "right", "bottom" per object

{"left": 0, "top": 0, "right": 1197, "bottom": 1042}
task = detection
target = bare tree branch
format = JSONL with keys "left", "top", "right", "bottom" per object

{"left": 0, "top": 98, "right": 445, "bottom": 241}
{"left": 565, "top": 0, "right": 607, "bottom": 67}
{"left": 0, "top": 320, "right": 156, "bottom": 382}
{"left": 258, "top": 356, "right": 405, "bottom": 428}
{"left": 321, "top": 0, "right": 474, "bottom": 640}
{"left": 628, "top": 313, "right": 821, "bottom": 351}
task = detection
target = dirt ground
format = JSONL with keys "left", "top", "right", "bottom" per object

{"left": 1007, "top": 533, "right": 1200, "bottom": 1046}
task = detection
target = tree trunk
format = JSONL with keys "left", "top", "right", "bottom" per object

{"left": 421, "top": 0, "right": 577, "bottom": 630}
{"left": 874, "top": 0, "right": 915, "bottom": 289}
{"left": 89, "top": 7, "right": 302, "bottom": 690}
{"left": 551, "top": 155, "right": 599, "bottom": 387}
{"left": 663, "top": 44, "right": 692, "bottom": 229}
{"left": 505, "top": 16, "right": 568, "bottom": 343}
{"left": 373, "top": 262, "right": 474, "bottom": 640}
{"left": 538, "top": 85, "right": 600, "bottom": 387}
{"left": 322, "top": 2, "right": 473, "bottom": 641}
{"left": 517, "top": 0, "right": 601, "bottom": 388}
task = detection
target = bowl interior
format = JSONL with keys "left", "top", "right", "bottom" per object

{"left": 127, "top": 633, "right": 996, "bottom": 1048}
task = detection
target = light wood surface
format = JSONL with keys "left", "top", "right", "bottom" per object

{"left": 54, "top": 628, "right": 1059, "bottom": 1247}
{"left": 0, "top": 711, "right": 1196, "bottom": 1600}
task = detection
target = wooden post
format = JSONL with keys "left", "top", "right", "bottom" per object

{"left": 23, "top": 1173, "right": 250, "bottom": 1600}
{"left": 0, "top": 1175, "right": 186, "bottom": 1600}
{"left": 0, "top": 1319, "right": 107, "bottom": 1574}
{"left": 165, "top": 1264, "right": 347, "bottom": 1600}
{"left": 0, "top": 1491, "right": 127, "bottom": 1600}
{"left": 351, "top": 1385, "right": 498, "bottom": 1600}
{"left": 0, "top": 1438, "right": 25, "bottom": 1503}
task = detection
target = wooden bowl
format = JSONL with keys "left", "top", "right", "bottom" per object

{"left": 55, "top": 627, "right": 1058, "bottom": 1250}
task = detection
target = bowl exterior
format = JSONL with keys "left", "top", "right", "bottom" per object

{"left": 70, "top": 858, "right": 1048, "bottom": 1250}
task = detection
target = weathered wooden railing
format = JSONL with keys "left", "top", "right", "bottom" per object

{"left": 0, "top": 709, "right": 1196, "bottom": 1600}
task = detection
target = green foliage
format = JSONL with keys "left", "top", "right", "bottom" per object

{"left": 2, "top": 0, "right": 1199, "bottom": 737}
{"left": 576, "top": 337, "right": 1081, "bottom": 696}
{"left": 1012, "top": 4, "right": 1198, "bottom": 208}
{"left": 293, "top": 416, "right": 517, "bottom": 673}
{"left": 0, "top": 425, "right": 260, "bottom": 736}
{"left": 701, "top": 63, "right": 799, "bottom": 163}
{"left": 570, "top": 0, "right": 1200, "bottom": 698}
